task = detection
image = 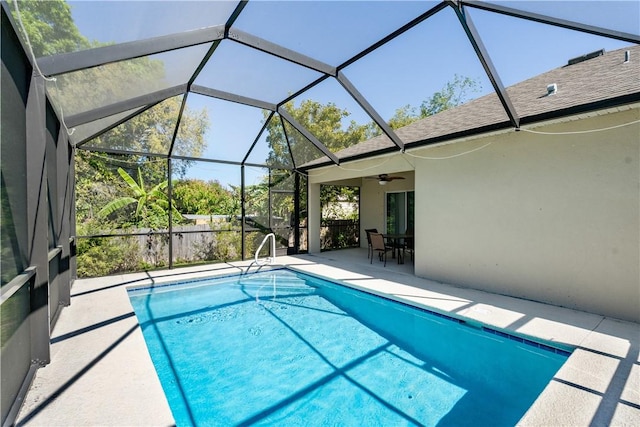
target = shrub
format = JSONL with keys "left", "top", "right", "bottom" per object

{"left": 193, "top": 231, "right": 242, "bottom": 262}
{"left": 77, "top": 235, "right": 141, "bottom": 277}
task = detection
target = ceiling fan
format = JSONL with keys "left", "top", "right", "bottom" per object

{"left": 364, "top": 174, "right": 405, "bottom": 185}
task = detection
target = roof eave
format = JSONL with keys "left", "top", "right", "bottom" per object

{"left": 518, "top": 92, "right": 640, "bottom": 127}
{"left": 301, "top": 92, "right": 640, "bottom": 173}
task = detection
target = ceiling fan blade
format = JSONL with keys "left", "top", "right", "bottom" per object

{"left": 363, "top": 174, "right": 405, "bottom": 181}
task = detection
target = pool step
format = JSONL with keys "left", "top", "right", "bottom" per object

{"left": 236, "top": 274, "right": 310, "bottom": 291}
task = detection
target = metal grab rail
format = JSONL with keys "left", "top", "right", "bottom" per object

{"left": 1, "top": 266, "right": 36, "bottom": 305}
{"left": 254, "top": 233, "right": 276, "bottom": 266}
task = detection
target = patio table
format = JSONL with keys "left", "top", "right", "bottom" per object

{"left": 382, "top": 233, "right": 413, "bottom": 264}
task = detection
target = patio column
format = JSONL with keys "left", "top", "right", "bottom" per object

{"left": 69, "top": 146, "right": 77, "bottom": 281}
{"left": 55, "top": 129, "right": 72, "bottom": 307}
{"left": 308, "top": 181, "right": 321, "bottom": 253}
{"left": 25, "top": 73, "right": 51, "bottom": 365}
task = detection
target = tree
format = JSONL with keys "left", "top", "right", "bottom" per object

{"left": 419, "top": 74, "right": 481, "bottom": 117}
{"left": 265, "top": 100, "right": 370, "bottom": 168}
{"left": 13, "top": 0, "right": 208, "bottom": 169}
{"left": 261, "top": 101, "right": 364, "bottom": 246}
{"left": 384, "top": 74, "right": 482, "bottom": 131}
{"left": 244, "top": 179, "right": 270, "bottom": 217}
{"left": 172, "top": 179, "right": 238, "bottom": 216}
{"left": 11, "top": 0, "right": 166, "bottom": 117}
{"left": 388, "top": 104, "right": 420, "bottom": 130}
{"left": 321, "top": 185, "right": 359, "bottom": 216}
{"left": 87, "top": 97, "right": 209, "bottom": 182}
{"left": 10, "top": 0, "right": 90, "bottom": 56}
{"left": 74, "top": 101, "right": 208, "bottom": 230}
{"left": 98, "top": 167, "right": 181, "bottom": 229}
{"left": 14, "top": 0, "right": 209, "bottom": 230}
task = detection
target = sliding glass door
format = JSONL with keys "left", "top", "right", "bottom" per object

{"left": 386, "top": 191, "right": 414, "bottom": 234}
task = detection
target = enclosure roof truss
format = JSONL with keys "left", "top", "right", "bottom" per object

{"left": 4, "top": 0, "right": 637, "bottom": 168}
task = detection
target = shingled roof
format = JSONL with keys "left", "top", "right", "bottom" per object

{"left": 304, "top": 45, "right": 640, "bottom": 169}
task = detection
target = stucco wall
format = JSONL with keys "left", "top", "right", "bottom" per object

{"left": 307, "top": 107, "right": 639, "bottom": 322}
{"left": 360, "top": 174, "right": 415, "bottom": 244}
{"left": 413, "top": 108, "right": 639, "bottom": 322}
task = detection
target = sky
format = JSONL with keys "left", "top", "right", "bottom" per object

{"left": 62, "top": 0, "right": 639, "bottom": 185}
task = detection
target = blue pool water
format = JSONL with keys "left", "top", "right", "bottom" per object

{"left": 128, "top": 269, "right": 570, "bottom": 427}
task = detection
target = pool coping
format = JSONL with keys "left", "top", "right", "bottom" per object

{"left": 15, "top": 253, "right": 640, "bottom": 426}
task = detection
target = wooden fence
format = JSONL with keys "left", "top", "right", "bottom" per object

{"left": 320, "top": 219, "right": 360, "bottom": 250}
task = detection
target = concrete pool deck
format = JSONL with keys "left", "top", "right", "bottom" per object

{"left": 15, "top": 250, "right": 639, "bottom": 426}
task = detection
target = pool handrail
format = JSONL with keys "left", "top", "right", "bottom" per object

{"left": 254, "top": 233, "right": 276, "bottom": 266}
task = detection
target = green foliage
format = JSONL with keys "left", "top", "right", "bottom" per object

{"left": 321, "top": 185, "right": 359, "bottom": 218}
{"left": 14, "top": 0, "right": 208, "bottom": 173}
{"left": 12, "top": 0, "right": 171, "bottom": 117}
{"left": 90, "top": 98, "right": 209, "bottom": 180}
{"left": 193, "top": 231, "right": 242, "bottom": 263}
{"left": 75, "top": 98, "right": 208, "bottom": 231}
{"left": 259, "top": 77, "right": 479, "bottom": 234}
{"left": 383, "top": 74, "right": 482, "bottom": 131}
{"left": 76, "top": 219, "right": 142, "bottom": 277}
{"left": 17, "top": 0, "right": 484, "bottom": 270}
{"left": 97, "top": 167, "right": 182, "bottom": 229}
{"left": 10, "top": 0, "right": 90, "bottom": 56}
{"left": 388, "top": 105, "right": 420, "bottom": 130}
{"left": 74, "top": 151, "right": 124, "bottom": 229}
{"left": 1, "top": 279, "right": 30, "bottom": 347}
{"left": 320, "top": 186, "right": 359, "bottom": 250}
{"left": 172, "top": 108, "right": 210, "bottom": 177}
{"left": 16, "top": 0, "right": 209, "bottom": 233}
{"left": 76, "top": 236, "right": 141, "bottom": 278}
{"left": 141, "top": 234, "right": 169, "bottom": 269}
{"left": 419, "top": 74, "right": 481, "bottom": 117}
{"left": 49, "top": 56, "right": 166, "bottom": 117}
{"left": 265, "top": 100, "right": 370, "bottom": 168}
{"left": 172, "top": 179, "right": 239, "bottom": 216}
{"left": 244, "top": 179, "right": 270, "bottom": 217}
{"left": 320, "top": 219, "right": 359, "bottom": 250}
{"left": 244, "top": 232, "right": 267, "bottom": 259}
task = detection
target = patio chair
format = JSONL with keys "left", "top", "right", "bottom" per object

{"left": 369, "top": 232, "right": 393, "bottom": 267}
{"left": 403, "top": 227, "right": 414, "bottom": 262}
{"left": 364, "top": 228, "right": 378, "bottom": 259}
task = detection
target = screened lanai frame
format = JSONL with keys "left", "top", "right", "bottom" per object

{"left": 3, "top": 0, "right": 639, "bottom": 271}
{"left": 2, "top": 2, "right": 639, "bottom": 426}
{"left": 20, "top": 0, "right": 638, "bottom": 156}
{"left": 8, "top": 0, "right": 636, "bottom": 154}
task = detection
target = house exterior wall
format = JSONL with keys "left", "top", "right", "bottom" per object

{"left": 412, "top": 107, "right": 639, "bottom": 323}
{"left": 308, "top": 106, "right": 639, "bottom": 323}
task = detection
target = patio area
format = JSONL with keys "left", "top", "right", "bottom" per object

{"left": 15, "top": 250, "right": 639, "bottom": 426}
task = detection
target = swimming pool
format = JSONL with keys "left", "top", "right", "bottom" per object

{"left": 128, "top": 268, "right": 570, "bottom": 426}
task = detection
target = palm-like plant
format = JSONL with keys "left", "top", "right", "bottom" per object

{"left": 98, "top": 167, "right": 182, "bottom": 228}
